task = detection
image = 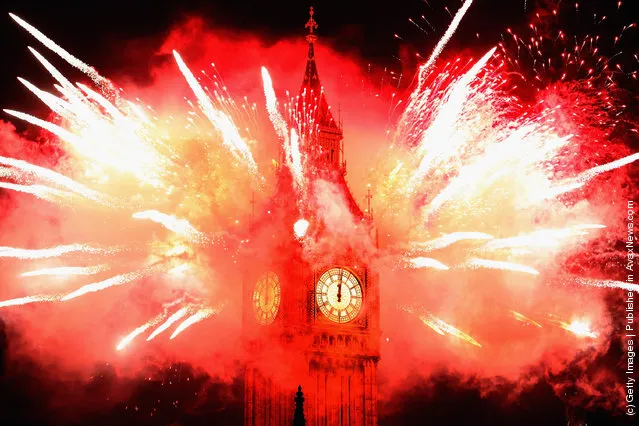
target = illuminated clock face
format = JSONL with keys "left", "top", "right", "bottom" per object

{"left": 253, "top": 272, "right": 281, "bottom": 325}
{"left": 315, "top": 267, "right": 363, "bottom": 323}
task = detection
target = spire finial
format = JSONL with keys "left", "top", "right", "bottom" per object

{"left": 305, "top": 7, "right": 318, "bottom": 42}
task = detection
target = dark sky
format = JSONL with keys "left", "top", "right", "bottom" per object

{"left": 0, "top": 1, "right": 637, "bottom": 425}
{"left": 0, "top": 0, "right": 529, "bottom": 108}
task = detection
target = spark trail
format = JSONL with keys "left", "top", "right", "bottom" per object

{"left": 553, "top": 318, "right": 598, "bottom": 339}
{"left": 60, "top": 266, "right": 163, "bottom": 301}
{"left": 510, "top": 311, "right": 543, "bottom": 328}
{"left": 21, "top": 265, "right": 108, "bottom": 277}
{"left": 416, "top": 0, "right": 474, "bottom": 86}
{"left": 117, "top": 322, "right": 156, "bottom": 351}
{"left": 262, "top": 67, "right": 304, "bottom": 189}
{"left": 173, "top": 50, "right": 259, "bottom": 175}
{"left": 0, "top": 155, "right": 110, "bottom": 204}
{"left": 407, "top": 257, "right": 449, "bottom": 270}
{"left": 412, "top": 232, "right": 493, "bottom": 252}
{"left": 402, "top": 306, "right": 482, "bottom": 347}
{"left": 465, "top": 259, "right": 540, "bottom": 275}
{"left": 0, "top": 244, "right": 116, "bottom": 260}
{"left": 170, "top": 307, "right": 216, "bottom": 340}
{"left": 8, "top": 13, "right": 113, "bottom": 91}
{"left": 132, "top": 210, "right": 205, "bottom": 242}
{"left": 0, "top": 294, "right": 61, "bottom": 308}
{"left": 147, "top": 306, "right": 190, "bottom": 341}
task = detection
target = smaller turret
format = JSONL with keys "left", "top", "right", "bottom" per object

{"left": 293, "top": 385, "right": 306, "bottom": 426}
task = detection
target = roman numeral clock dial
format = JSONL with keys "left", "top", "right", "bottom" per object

{"left": 253, "top": 272, "right": 281, "bottom": 325}
{"left": 315, "top": 267, "right": 363, "bottom": 323}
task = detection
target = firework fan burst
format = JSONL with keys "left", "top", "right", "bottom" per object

{"left": 0, "top": 0, "right": 637, "bottom": 420}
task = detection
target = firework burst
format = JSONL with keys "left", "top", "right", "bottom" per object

{"left": 0, "top": 3, "right": 637, "bottom": 414}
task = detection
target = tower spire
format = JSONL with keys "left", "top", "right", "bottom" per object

{"left": 305, "top": 7, "right": 318, "bottom": 43}
{"left": 302, "top": 7, "right": 320, "bottom": 87}
{"left": 296, "top": 6, "right": 346, "bottom": 175}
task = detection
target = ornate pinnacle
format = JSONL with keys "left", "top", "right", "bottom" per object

{"left": 293, "top": 385, "right": 306, "bottom": 426}
{"left": 305, "top": 7, "right": 318, "bottom": 43}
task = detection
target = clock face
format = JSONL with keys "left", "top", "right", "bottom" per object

{"left": 253, "top": 272, "right": 281, "bottom": 325}
{"left": 315, "top": 267, "right": 363, "bottom": 323}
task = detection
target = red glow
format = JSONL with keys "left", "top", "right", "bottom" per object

{"left": 0, "top": 4, "right": 637, "bottom": 419}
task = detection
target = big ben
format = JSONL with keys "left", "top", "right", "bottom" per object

{"left": 241, "top": 7, "right": 380, "bottom": 426}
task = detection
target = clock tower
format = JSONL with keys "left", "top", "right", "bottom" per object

{"left": 242, "top": 7, "right": 380, "bottom": 426}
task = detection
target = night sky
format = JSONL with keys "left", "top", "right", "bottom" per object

{"left": 0, "top": 1, "right": 637, "bottom": 425}
{"left": 0, "top": 0, "right": 529, "bottom": 108}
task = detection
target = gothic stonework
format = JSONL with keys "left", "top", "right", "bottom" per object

{"left": 242, "top": 8, "right": 380, "bottom": 426}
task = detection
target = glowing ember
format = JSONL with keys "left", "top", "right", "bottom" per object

{"left": 293, "top": 218, "right": 310, "bottom": 238}
{"left": 167, "top": 263, "right": 190, "bottom": 275}
{"left": 560, "top": 319, "right": 598, "bottom": 339}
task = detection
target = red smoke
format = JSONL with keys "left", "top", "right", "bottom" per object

{"left": 0, "top": 10, "right": 637, "bottom": 418}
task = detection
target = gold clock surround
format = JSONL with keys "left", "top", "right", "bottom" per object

{"left": 253, "top": 271, "right": 281, "bottom": 325}
{"left": 315, "top": 267, "right": 363, "bottom": 323}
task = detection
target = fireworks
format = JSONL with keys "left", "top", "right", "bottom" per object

{"left": 0, "top": 294, "right": 61, "bottom": 308}
{"left": 465, "top": 258, "right": 540, "bottom": 275}
{"left": 0, "top": 4, "right": 637, "bottom": 414}
{"left": 115, "top": 304, "right": 218, "bottom": 350}
{"left": 416, "top": 0, "right": 475, "bottom": 86}
{"left": 293, "top": 218, "right": 310, "bottom": 238}
{"left": 407, "top": 257, "right": 450, "bottom": 270}
{"left": 402, "top": 306, "right": 482, "bottom": 347}
{"left": 0, "top": 155, "right": 112, "bottom": 205}
{"left": 20, "top": 265, "right": 109, "bottom": 277}
{"left": 170, "top": 307, "right": 217, "bottom": 340}
{"left": 0, "top": 244, "right": 116, "bottom": 259}
{"left": 554, "top": 318, "right": 598, "bottom": 339}
{"left": 173, "top": 50, "right": 259, "bottom": 176}
{"left": 60, "top": 267, "right": 163, "bottom": 301}
{"left": 0, "top": 13, "right": 275, "bottom": 349}
{"left": 132, "top": 210, "right": 205, "bottom": 242}
{"left": 262, "top": 67, "right": 305, "bottom": 189}
{"left": 412, "top": 232, "right": 494, "bottom": 252}
{"left": 117, "top": 322, "right": 156, "bottom": 351}
{"left": 147, "top": 306, "right": 191, "bottom": 342}
{"left": 510, "top": 310, "right": 543, "bottom": 328}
